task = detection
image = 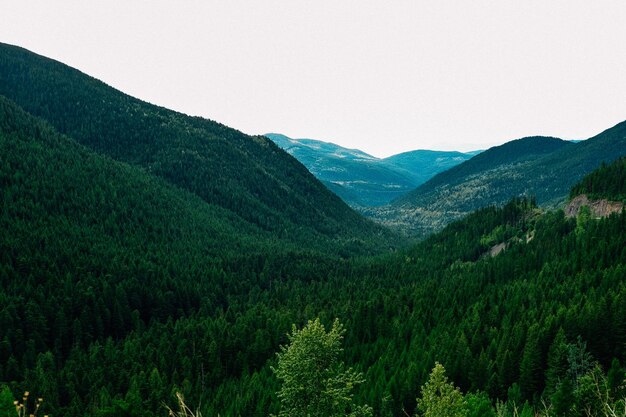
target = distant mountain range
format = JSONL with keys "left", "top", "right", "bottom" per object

{"left": 366, "top": 124, "right": 626, "bottom": 236}
{"left": 266, "top": 133, "right": 479, "bottom": 207}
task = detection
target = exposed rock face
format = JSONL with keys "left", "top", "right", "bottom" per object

{"left": 565, "top": 194, "right": 624, "bottom": 218}
{"left": 489, "top": 242, "right": 507, "bottom": 257}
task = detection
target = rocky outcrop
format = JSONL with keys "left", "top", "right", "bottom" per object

{"left": 489, "top": 242, "right": 507, "bottom": 257}
{"left": 565, "top": 194, "right": 624, "bottom": 218}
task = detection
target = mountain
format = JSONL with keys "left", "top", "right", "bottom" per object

{"left": 3, "top": 115, "right": 626, "bottom": 415}
{"left": 565, "top": 156, "right": 626, "bottom": 217}
{"left": 0, "top": 92, "right": 374, "bottom": 415}
{"left": 266, "top": 133, "right": 476, "bottom": 207}
{"left": 569, "top": 156, "right": 626, "bottom": 202}
{"left": 368, "top": 126, "right": 626, "bottom": 236}
{"left": 382, "top": 149, "right": 482, "bottom": 185}
{"left": 266, "top": 133, "right": 414, "bottom": 206}
{"left": 405, "top": 136, "right": 570, "bottom": 192}
{"left": 0, "top": 43, "right": 393, "bottom": 254}
{"left": 0, "top": 42, "right": 624, "bottom": 417}
{"left": 268, "top": 133, "right": 378, "bottom": 163}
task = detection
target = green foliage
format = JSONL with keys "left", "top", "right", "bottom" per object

{"left": 0, "top": 43, "right": 625, "bottom": 417}
{"left": 551, "top": 376, "right": 574, "bottom": 417}
{"left": 506, "top": 384, "right": 522, "bottom": 408}
{"left": 544, "top": 329, "right": 569, "bottom": 396}
{"left": 566, "top": 337, "right": 596, "bottom": 384}
{"left": 519, "top": 326, "right": 543, "bottom": 401}
{"left": 95, "top": 400, "right": 136, "bottom": 417}
{"left": 480, "top": 225, "right": 510, "bottom": 247}
{"left": 607, "top": 359, "right": 625, "bottom": 398}
{"left": 0, "top": 42, "right": 396, "bottom": 256}
{"left": 273, "top": 319, "right": 372, "bottom": 417}
{"left": 573, "top": 366, "right": 607, "bottom": 416}
{"left": 417, "top": 363, "right": 468, "bottom": 417}
{"left": 0, "top": 386, "right": 14, "bottom": 417}
{"left": 465, "top": 391, "right": 496, "bottom": 417}
{"left": 570, "top": 157, "right": 626, "bottom": 202}
{"left": 165, "top": 392, "right": 203, "bottom": 417}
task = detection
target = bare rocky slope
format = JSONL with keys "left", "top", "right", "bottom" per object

{"left": 564, "top": 194, "right": 624, "bottom": 218}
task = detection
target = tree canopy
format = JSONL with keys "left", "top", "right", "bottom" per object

{"left": 273, "top": 319, "right": 372, "bottom": 417}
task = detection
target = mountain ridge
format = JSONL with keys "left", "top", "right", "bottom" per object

{"left": 0, "top": 43, "right": 624, "bottom": 417}
{"left": 0, "top": 42, "right": 395, "bottom": 253}
{"left": 396, "top": 135, "right": 571, "bottom": 199}
{"left": 367, "top": 127, "right": 626, "bottom": 236}
{"left": 266, "top": 132, "right": 478, "bottom": 207}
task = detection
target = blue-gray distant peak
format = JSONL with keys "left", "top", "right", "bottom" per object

{"left": 265, "top": 133, "right": 477, "bottom": 207}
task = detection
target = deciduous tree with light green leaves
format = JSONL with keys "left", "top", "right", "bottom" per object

{"left": 417, "top": 362, "right": 468, "bottom": 417}
{"left": 272, "top": 318, "right": 372, "bottom": 417}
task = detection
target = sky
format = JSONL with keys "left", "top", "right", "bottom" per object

{"left": 1, "top": 1, "right": 625, "bottom": 158}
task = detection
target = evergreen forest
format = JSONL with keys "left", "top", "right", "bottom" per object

{"left": 0, "top": 43, "right": 625, "bottom": 417}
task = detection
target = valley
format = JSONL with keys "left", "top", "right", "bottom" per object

{"left": 266, "top": 133, "right": 477, "bottom": 207}
{"left": 0, "top": 43, "right": 624, "bottom": 417}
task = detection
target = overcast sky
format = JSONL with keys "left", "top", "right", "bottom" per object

{"left": 1, "top": 1, "right": 625, "bottom": 157}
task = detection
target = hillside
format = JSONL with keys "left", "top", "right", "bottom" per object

{"left": 3, "top": 132, "right": 625, "bottom": 415}
{"left": 0, "top": 94, "right": 372, "bottom": 415}
{"left": 382, "top": 149, "right": 480, "bottom": 185}
{"left": 266, "top": 133, "right": 415, "bottom": 206}
{"left": 570, "top": 156, "right": 626, "bottom": 202}
{"left": 403, "top": 136, "right": 570, "bottom": 193}
{"left": 368, "top": 127, "right": 626, "bottom": 236}
{"left": 0, "top": 43, "right": 624, "bottom": 417}
{"left": 565, "top": 157, "right": 626, "bottom": 217}
{"left": 266, "top": 133, "right": 475, "bottom": 207}
{"left": 0, "top": 43, "right": 392, "bottom": 252}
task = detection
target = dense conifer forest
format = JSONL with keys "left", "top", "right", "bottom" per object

{"left": 0, "top": 43, "right": 394, "bottom": 256}
{"left": 0, "top": 44, "right": 625, "bottom": 416}
{"left": 570, "top": 157, "right": 626, "bottom": 202}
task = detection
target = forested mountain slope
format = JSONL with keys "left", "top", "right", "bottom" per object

{"left": 1, "top": 109, "right": 625, "bottom": 416}
{"left": 0, "top": 92, "right": 378, "bottom": 415}
{"left": 266, "top": 133, "right": 416, "bottom": 207}
{"left": 565, "top": 157, "right": 626, "bottom": 217}
{"left": 267, "top": 133, "right": 475, "bottom": 207}
{"left": 368, "top": 126, "right": 626, "bottom": 236}
{"left": 0, "top": 42, "right": 624, "bottom": 417}
{"left": 0, "top": 43, "right": 391, "bottom": 250}
{"left": 382, "top": 148, "right": 479, "bottom": 185}
{"left": 570, "top": 156, "right": 626, "bottom": 202}
{"left": 399, "top": 136, "right": 570, "bottom": 193}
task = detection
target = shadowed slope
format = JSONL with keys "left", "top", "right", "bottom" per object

{"left": 0, "top": 42, "right": 393, "bottom": 252}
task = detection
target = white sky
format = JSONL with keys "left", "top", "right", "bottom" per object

{"left": 1, "top": 1, "right": 625, "bottom": 157}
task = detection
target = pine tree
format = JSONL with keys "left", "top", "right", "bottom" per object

{"left": 519, "top": 329, "right": 542, "bottom": 401}
{"left": 544, "top": 329, "right": 569, "bottom": 397}
{"left": 607, "top": 359, "right": 625, "bottom": 399}
{"left": 551, "top": 377, "right": 574, "bottom": 417}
